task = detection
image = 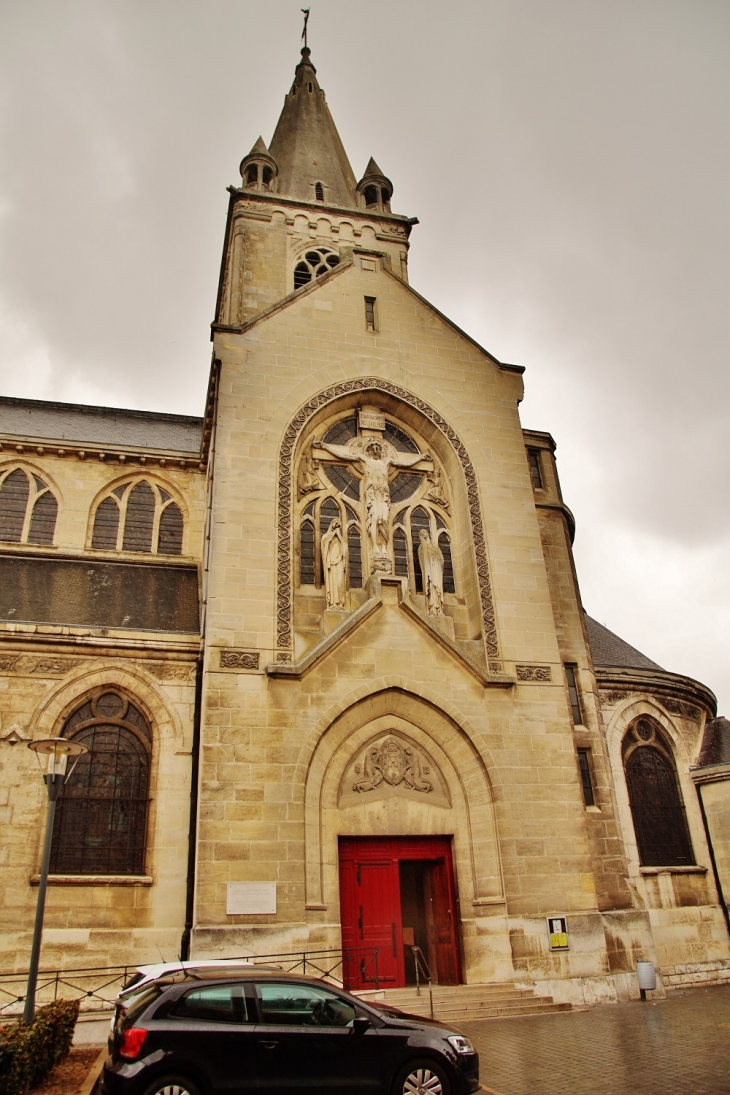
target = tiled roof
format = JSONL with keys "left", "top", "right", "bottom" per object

{"left": 0, "top": 396, "right": 203, "bottom": 453}
{"left": 585, "top": 615, "right": 664, "bottom": 672}
{"left": 697, "top": 716, "right": 730, "bottom": 767}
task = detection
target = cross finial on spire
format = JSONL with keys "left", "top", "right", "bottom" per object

{"left": 301, "top": 8, "right": 310, "bottom": 49}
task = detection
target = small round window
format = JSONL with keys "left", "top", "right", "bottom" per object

{"left": 294, "top": 247, "right": 340, "bottom": 289}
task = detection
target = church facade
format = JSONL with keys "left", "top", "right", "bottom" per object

{"left": 1, "top": 46, "right": 729, "bottom": 1005}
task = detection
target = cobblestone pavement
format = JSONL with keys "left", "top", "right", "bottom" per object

{"left": 460, "top": 984, "right": 730, "bottom": 1095}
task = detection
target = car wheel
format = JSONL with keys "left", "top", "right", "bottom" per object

{"left": 393, "top": 1059, "right": 451, "bottom": 1095}
{"left": 141, "top": 1076, "right": 201, "bottom": 1095}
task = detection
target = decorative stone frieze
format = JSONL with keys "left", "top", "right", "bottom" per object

{"left": 0, "top": 655, "right": 76, "bottom": 675}
{"left": 219, "top": 650, "right": 260, "bottom": 670}
{"left": 516, "top": 665, "right": 552, "bottom": 682}
{"left": 149, "top": 663, "right": 197, "bottom": 682}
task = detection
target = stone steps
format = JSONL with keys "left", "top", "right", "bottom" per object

{"left": 355, "top": 981, "right": 572, "bottom": 1023}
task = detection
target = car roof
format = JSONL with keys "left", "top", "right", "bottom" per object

{"left": 146, "top": 969, "right": 339, "bottom": 989}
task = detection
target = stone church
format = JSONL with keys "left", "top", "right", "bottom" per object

{"left": 1, "top": 44, "right": 729, "bottom": 1006}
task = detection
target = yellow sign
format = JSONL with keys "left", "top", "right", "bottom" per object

{"left": 547, "top": 916, "right": 569, "bottom": 950}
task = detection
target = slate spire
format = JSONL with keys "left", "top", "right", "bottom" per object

{"left": 268, "top": 47, "right": 358, "bottom": 209}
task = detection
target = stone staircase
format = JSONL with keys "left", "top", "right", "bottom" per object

{"left": 354, "top": 982, "right": 572, "bottom": 1024}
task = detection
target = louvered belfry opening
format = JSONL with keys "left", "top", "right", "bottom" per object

{"left": 91, "top": 480, "right": 184, "bottom": 555}
{"left": 0, "top": 469, "right": 30, "bottom": 541}
{"left": 0, "top": 468, "right": 58, "bottom": 545}
{"left": 158, "top": 500, "right": 184, "bottom": 554}
{"left": 622, "top": 718, "right": 694, "bottom": 867}
{"left": 50, "top": 689, "right": 151, "bottom": 876}
{"left": 27, "top": 488, "right": 58, "bottom": 545}
{"left": 123, "top": 482, "right": 156, "bottom": 552}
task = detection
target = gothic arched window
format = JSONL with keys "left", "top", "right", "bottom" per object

{"left": 91, "top": 479, "right": 184, "bottom": 555}
{"left": 622, "top": 718, "right": 694, "bottom": 867}
{"left": 293, "top": 247, "right": 340, "bottom": 290}
{"left": 50, "top": 689, "right": 151, "bottom": 876}
{"left": 0, "top": 467, "right": 58, "bottom": 546}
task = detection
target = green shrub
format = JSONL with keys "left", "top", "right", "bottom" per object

{"left": 0, "top": 999, "right": 80, "bottom": 1095}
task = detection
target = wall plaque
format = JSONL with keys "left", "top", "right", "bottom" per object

{"left": 226, "top": 882, "right": 276, "bottom": 915}
{"left": 358, "top": 409, "right": 385, "bottom": 431}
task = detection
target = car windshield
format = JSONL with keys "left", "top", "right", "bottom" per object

{"left": 116, "top": 985, "right": 163, "bottom": 1032}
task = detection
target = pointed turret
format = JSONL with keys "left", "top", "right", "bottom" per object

{"left": 239, "top": 136, "right": 278, "bottom": 193}
{"left": 356, "top": 157, "right": 394, "bottom": 212}
{"left": 268, "top": 47, "right": 358, "bottom": 208}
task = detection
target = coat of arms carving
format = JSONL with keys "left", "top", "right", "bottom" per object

{"left": 353, "top": 736, "right": 432, "bottom": 794}
{"left": 337, "top": 732, "right": 451, "bottom": 809}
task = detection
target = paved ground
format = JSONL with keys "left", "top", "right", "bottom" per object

{"left": 460, "top": 983, "right": 730, "bottom": 1095}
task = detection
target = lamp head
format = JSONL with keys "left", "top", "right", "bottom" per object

{"left": 28, "top": 738, "right": 88, "bottom": 780}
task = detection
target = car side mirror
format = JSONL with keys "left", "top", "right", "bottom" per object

{"left": 351, "top": 1016, "right": 370, "bottom": 1035}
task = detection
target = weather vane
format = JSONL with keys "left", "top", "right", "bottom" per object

{"left": 301, "top": 8, "right": 310, "bottom": 49}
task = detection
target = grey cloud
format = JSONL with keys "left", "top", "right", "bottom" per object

{"left": 0, "top": 0, "right": 728, "bottom": 707}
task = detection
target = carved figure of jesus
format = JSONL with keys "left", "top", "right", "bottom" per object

{"left": 321, "top": 519, "right": 346, "bottom": 607}
{"left": 418, "top": 529, "right": 445, "bottom": 616}
{"left": 318, "top": 437, "right": 427, "bottom": 573}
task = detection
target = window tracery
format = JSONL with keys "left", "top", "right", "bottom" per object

{"left": 0, "top": 467, "right": 58, "bottom": 546}
{"left": 622, "top": 717, "right": 694, "bottom": 867}
{"left": 295, "top": 412, "right": 454, "bottom": 608}
{"left": 293, "top": 247, "right": 340, "bottom": 290}
{"left": 90, "top": 479, "right": 184, "bottom": 555}
{"left": 51, "top": 689, "right": 151, "bottom": 875}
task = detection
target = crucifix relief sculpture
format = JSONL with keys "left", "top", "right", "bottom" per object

{"left": 316, "top": 434, "right": 430, "bottom": 574}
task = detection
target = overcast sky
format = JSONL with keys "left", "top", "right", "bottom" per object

{"left": 1, "top": 0, "right": 728, "bottom": 712}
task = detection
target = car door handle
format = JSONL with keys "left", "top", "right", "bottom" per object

{"left": 258, "top": 1041, "right": 278, "bottom": 1050}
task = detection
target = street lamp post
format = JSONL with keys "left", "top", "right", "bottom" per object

{"left": 24, "top": 738, "right": 88, "bottom": 1025}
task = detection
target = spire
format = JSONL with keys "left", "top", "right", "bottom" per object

{"left": 268, "top": 47, "right": 358, "bottom": 208}
{"left": 249, "top": 136, "right": 269, "bottom": 156}
{"left": 362, "top": 157, "right": 384, "bottom": 179}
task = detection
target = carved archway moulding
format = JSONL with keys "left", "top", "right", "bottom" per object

{"left": 26, "top": 659, "right": 186, "bottom": 751}
{"left": 304, "top": 696, "right": 505, "bottom": 911}
{"left": 276, "top": 377, "right": 500, "bottom": 666}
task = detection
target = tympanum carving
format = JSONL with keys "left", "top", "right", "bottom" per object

{"left": 338, "top": 732, "right": 450, "bottom": 808}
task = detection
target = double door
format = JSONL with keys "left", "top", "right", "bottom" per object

{"left": 339, "top": 835, "right": 461, "bottom": 990}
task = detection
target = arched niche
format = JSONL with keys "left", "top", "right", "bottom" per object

{"left": 303, "top": 689, "right": 504, "bottom": 914}
{"left": 277, "top": 378, "right": 499, "bottom": 667}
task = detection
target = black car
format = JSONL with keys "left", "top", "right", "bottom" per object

{"left": 103, "top": 969, "right": 480, "bottom": 1095}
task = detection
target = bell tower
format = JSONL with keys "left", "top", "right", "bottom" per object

{"left": 214, "top": 46, "right": 416, "bottom": 329}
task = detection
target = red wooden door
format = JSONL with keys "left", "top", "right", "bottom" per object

{"left": 430, "top": 856, "right": 460, "bottom": 985}
{"left": 339, "top": 836, "right": 461, "bottom": 990}
{"left": 339, "top": 850, "right": 402, "bottom": 989}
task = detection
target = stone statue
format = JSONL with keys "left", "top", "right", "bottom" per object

{"left": 320, "top": 518, "right": 346, "bottom": 607}
{"left": 318, "top": 436, "right": 428, "bottom": 573}
{"left": 425, "top": 463, "right": 449, "bottom": 510}
{"left": 298, "top": 440, "right": 322, "bottom": 497}
{"left": 418, "top": 529, "right": 444, "bottom": 616}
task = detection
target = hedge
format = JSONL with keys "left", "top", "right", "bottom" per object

{"left": 0, "top": 999, "right": 80, "bottom": 1095}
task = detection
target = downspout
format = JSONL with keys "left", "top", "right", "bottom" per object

{"left": 180, "top": 358, "right": 221, "bottom": 960}
{"left": 695, "top": 780, "right": 730, "bottom": 938}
